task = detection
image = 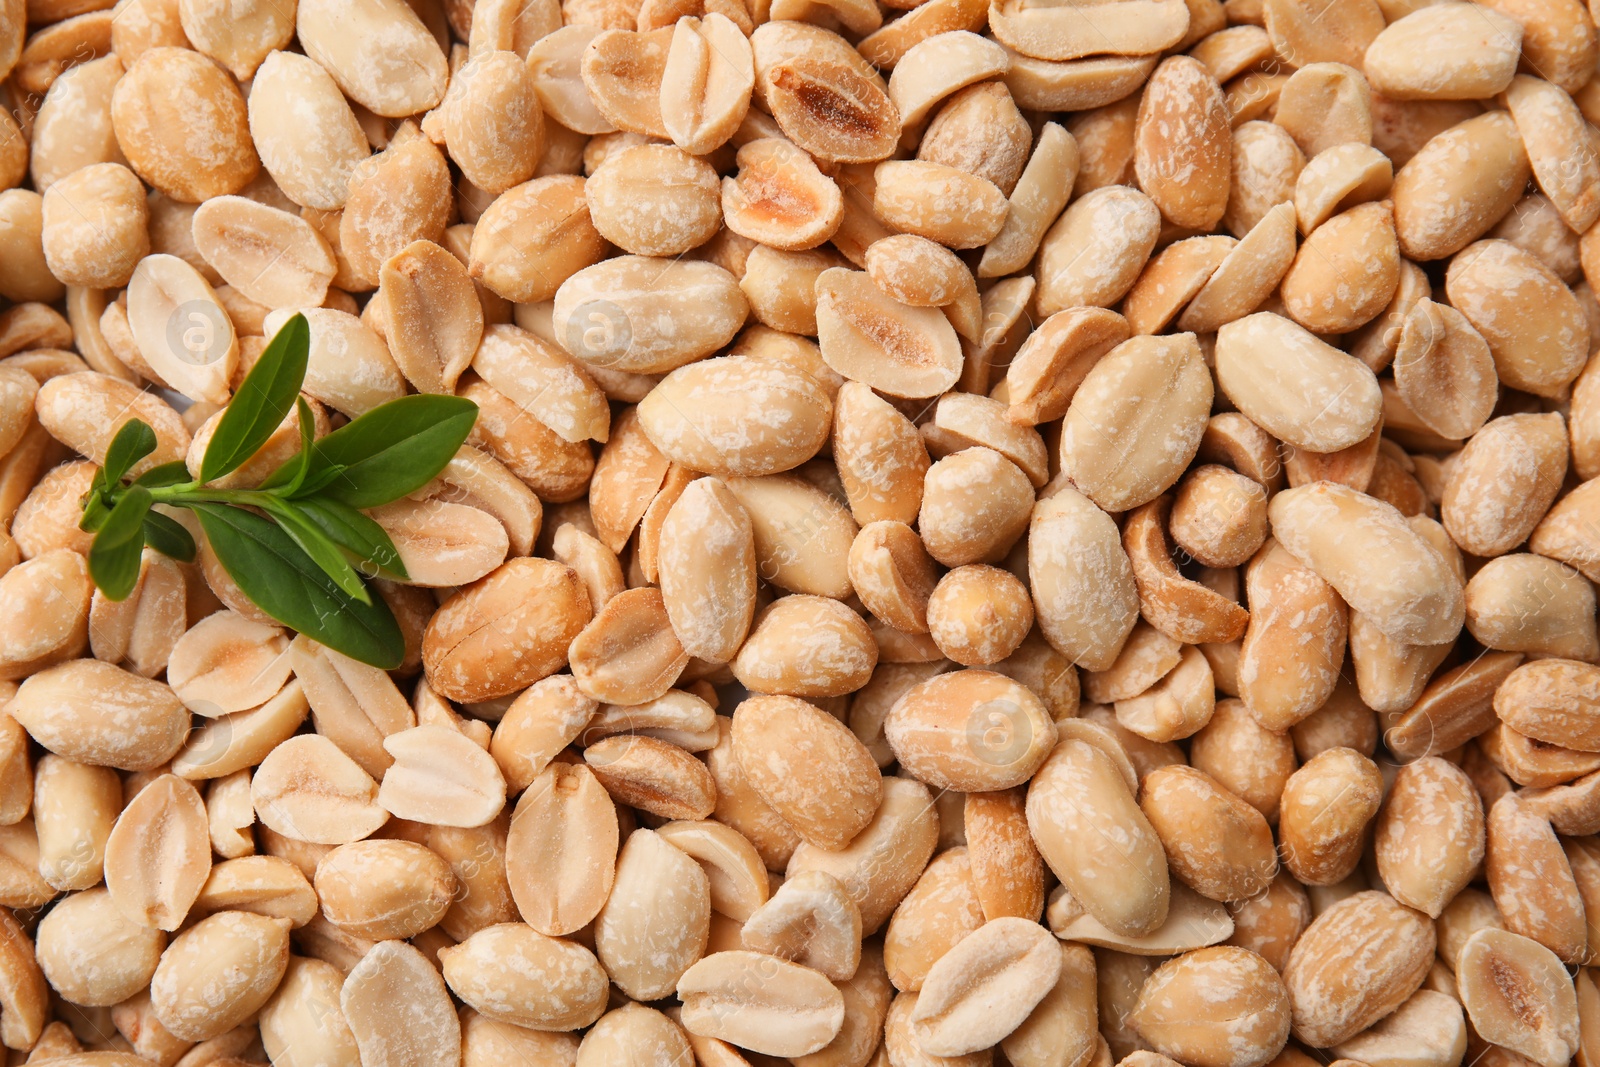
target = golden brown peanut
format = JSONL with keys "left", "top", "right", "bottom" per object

{"left": 1392, "top": 296, "right": 1498, "bottom": 439}
{"left": 596, "top": 827, "right": 711, "bottom": 1001}
{"left": 1374, "top": 757, "right": 1485, "bottom": 918}
{"left": 469, "top": 176, "right": 608, "bottom": 305}
{"left": 1279, "top": 748, "right": 1383, "bottom": 887}
{"left": 884, "top": 847, "right": 985, "bottom": 993}
{"left": 1027, "top": 738, "right": 1170, "bottom": 938}
{"left": 788, "top": 775, "right": 939, "bottom": 935}
{"left": 1391, "top": 112, "right": 1530, "bottom": 262}
{"left": 423, "top": 558, "right": 592, "bottom": 703}
{"left": 962, "top": 788, "right": 1045, "bottom": 923}
{"left": 919, "top": 447, "right": 1034, "bottom": 568}
{"left": 314, "top": 839, "right": 455, "bottom": 940}
{"left": 574, "top": 1003, "right": 692, "bottom": 1067}
{"left": 150, "top": 911, "right": 290, "bottom": 1042}
{"left": 439, "top": 924, "right": 608, "bottom": 1032}
{"left": 659, "top": 13, "right": 752, "bottom": 154}
{"left": 1189, "top": 698, "right": 1296, "bottom": 823}
{"left": 655, "top": 818, "right": 768, "bottom": 924}
{"left": 1224, "top": 872, "right": 1311, "bottom": 973}
{"left": 1447, "top": 238, "right": 1590, "bottom": 398}
{"left": 505, "top": 762, "right": 617, "bottom": 937}
{"left": 1280, "top": 202, "right": 1400, "bottom": 333}
{"left": 583, "top": 732, "right": 716, "bottom": 820}
{"left": 1237, "top": 540, "right": 1344, "bottom": 732}
{"left": 581, "top": 27, "right": 673, "bottom": 138}
{"left": 656, "top": 477, "right": 757, "bottom": 665}
{"left": 887, "top": 669, "right": 1056, "bottom": 792}
{"left": 110, "top": 47, "right": 257, "bottom": 202}
{"left": 1130, "top": 947, "right": 1291, "bottom": 1067}
{"left": 723, "top": 138, "right": 842, "bottom": 252}
{"left": 379, "top": 241, "right": 485, "bottom": 397}
{"left": 908, "top": 917, "right": 1060, "bottom": 1057}
{"left": 340, "top": 940, "right": 461, "bottom": 1067}
{"left": 1503, "top": 74, "right": 1600, "bottom": 234}
{"left": 1466, "top": 555, "right": 1599, "bottom": 661}
{"left": 988, "top": 0, "right": 1189, "bottom": 60}
{"left": 1384, "top": 651, "right": 1523, "bottom": 762}
{"left": 732, "top": 595, "right": 877, "bottom": 698}
{"left": 833, "top": 383, "right": 930, "bottom": 526}
{"left": 1495, "top": 659, "right": 1600, "bottom": 752}
{"left": 585, "top": 144, "right": 718, "bottom": 258}
{"left": 925, "top": 565, "right": 1033, "bottom": 667}
{"left": 1486, "top": 793, "right": 1589, "bottom": 962}
{"left": 193, "top": 855, "right": 318, "bottom": 927}
{"left": 639, "top": 357, "right": 831, "bottom": 479}
{"left": 1141, "top": 765, "right": 1277, "bottom": 904}
{"left": 1441, "top": 412, "right": 1567, "bottom": 557}
{"left": 338, "top": 136, "right": 453, "bottom": 291}
{"left": 1134, "top": 57, "right": 1230, "bottom": 230}
{"left": 1063, "top": 334, "right": 1211, "bottom": 514}
{"left": 1283, "top": 890, "right": 1435, "bottom": 1048}
{"left": 426, "top": 51, "right": 543, "bottom": 196}
{"left": 733, "top": 693, "right": 882, "bottom": 849}
{"left": 0, "top": 906, "right": 44, "bottom": 1051}
{"left": 1169, "top": 465, "right": 1269, "bottom": 569}
{"left": 1457, "top": 928, "right": 1580, "bottom": 1067}
{"left": 849, "top": 520, "right": 939, "bottom": 635}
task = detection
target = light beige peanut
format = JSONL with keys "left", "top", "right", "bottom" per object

{"left": 439, "top": 923, "right": 608, "bottom": 1032}
{"left": 167, "top": 610, "right": 291, "bottom": 717}
{"left": 314, "top": 839, "right": 455, "bottom": 940}
{"left": 377, "top": 724, "right": 505, "bottom": 828}
{"left": 925, "top": 565, "right": 1033, "bottom": 667}
{"left": 1268, "top": 481, "right": 1462, "bottom": 646}
{"left": 1486, "top": 793, "right": 1589, "bottom": 962}
{"left": 1237, "top": 539, "right": 1345, "bottom": 732}
{"left": 848, "top": 521, "right": 938, "bottom": 635}
{"left": 596, "top": 827, "right": 711, "bottom": 1001}
{"left": 1036, "top": 186, "right": 1161, "bottom": 316}
{"left": 247, "top": 50, "right": 369, "bottom": 211}
{"left": 1503, "top": 74, "right": 1600, "bottom": 234}
{"left": 1028, "top": 486, "right": 1139, "bottom": 673}
{"left": 150, "top": 910, "right": 290, "bottom": 1042}
{"left": 1392, "top": 296, "right": 1498, "bottom": 440}
{"left": 815, "top": 268, "right": 963, "bottom": 400}
{"left": 296, "top": 0, "right": 447, "bottom": 118}
{"left": 37, "top": 757, "right": 121, "bottom": 890}
{"left": 258, "top": 956, "right": 361, "bottom": 1067}
{"left": 1447, "top": 238, "right": 1590, "bottom": 398}
{"left": 739, "top": 869, "right": 860, "bottom": 981}
{"left": 250, "top": 734, "right": 388, "bottom": 846}
{"left": 655, "top": 818, "right": 768, "bottom": 923}
{"left": 909, "top": 917, "right": 1061, "bottom": 1057}
{"left": 1495, "top": 659, "right": 1600, "bottom": 752}
{"left": 469, "top": 176, "right": 608, "bottom": 304}
{"left": 678, "top": 950, "right": 847, "bottom": 1058}
{"left": 1026, "top": 737, "right": 1169, "bottom": 938}
{"left": 193, "top": 855, "right": 318, "bottom": 927}
{"left": 104, "top": 773, "right": 210, "bottom": 932}
{"left": 111, "top": 47, "right": 257, "bottom": 203}
{"left": 488, "top": 676, "right": 597, "bottom": 793}
{"left": 0, "top": 549, "right": 90, "bottom": 680}
{"left": 552, "top": 256, "right": 747, "bottom": 375}
{"left": 10, "top": 658, "right": 186, "bottom": 770}
{"left": 1114, "top": 645, "right": 1217, "bottom": 743}
{"left": 585, "top": 144, "right": 719, "bottom": 258}
{"left": 1458, "top": 928, "right": 1580, "bottom": 1067}
{"left": 1214, "top": 312, "right": 1381, "bottom": 453}
{"left": 340, "top": 940, "right": 461, "bottom": 1067}
{"left": 988, "top": 0, "right": 1190, "bottom": 61}
{"left": 35, "top": 887, "right": 164, "bottom": 1007}
{"left": 172, "top": 681, "right": 311, "bottom": 782}
{"left": 1363, "top": 3, "right": 1522, "bottom": 100}
{"left": 505, "top": 762, "right": 617, "bottom": 937}
{"left": 1467, "top": 555, "right": 1599, "bottom": 661}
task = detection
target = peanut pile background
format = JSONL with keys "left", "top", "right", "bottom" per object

{"left": 0, "top": 0, "right": 1596, "bottom": 1064}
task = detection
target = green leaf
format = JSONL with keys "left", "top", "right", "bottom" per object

{"left": 142, "top": 510, "right": 196, "bottom": 562}
{"left": 191, "top": 503, "right": 404, "bottom": 669}
{"left": 294, "top": 495, "right": 408, "bottom": 580}
{"left": 87, "top": 486, "right": 151, "bottom": 601}
{"left": 271, "top": 395, "right": 477, "bottom": 509}
{"left": 78, "top": 488, "right": 112, "bottom": 533}
{"left": 101, "top": 420, "right": 157, "bottom": 490}
{"left": 200, "top": 313, "right": 310, "bottom": 484}
{"left": 257, "top": 498, "right": 373, "bottom": 605}
{"left": 274, "top": 397, "right": 319, "bottom": 498}
{"left": 132, "top": 462, "right": 194, "bottom": 489}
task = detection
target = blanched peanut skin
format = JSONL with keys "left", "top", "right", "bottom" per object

{"left": 0, "top": 2, "right": 1594, "bottom": 1064}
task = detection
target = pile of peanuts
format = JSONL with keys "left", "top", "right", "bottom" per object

{"left": 1, "top": 0, "right": 1600, "bottom": 1063}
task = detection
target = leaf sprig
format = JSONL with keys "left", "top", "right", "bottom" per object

{"left": 79, "top": 313, "right": 479, "bottom": 670}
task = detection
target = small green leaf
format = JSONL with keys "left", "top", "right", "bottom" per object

{"left": 200, "top": 313, "right": 310, "bottom": 484}
{"left": 191, "top": 503, "right": 404, "bottom": 669}
{"left": 88, "top": 486, "right": 152, "bottom": 600}
{"left": 272, "top": 395, "right": 477, "bottom": 509}
{"left": 79, "top": 488, "right": 113, "bottom": 533}
{"left": 295, "top": 495, "right": 408, "bottom": 580}
{"left": 273, "top": 397, "right": 319, "bottom": 498}
{"left": 258, "top": 498, "right": 373, "bottom": 605}
{"left": 101, "top": 420, "right": 157, "bottom": 489}
{"left": 142, "top": 510, "right": 196, "bottom": 562}
{"left": 132, "top": 462, "right": 194, "bottom": 489}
